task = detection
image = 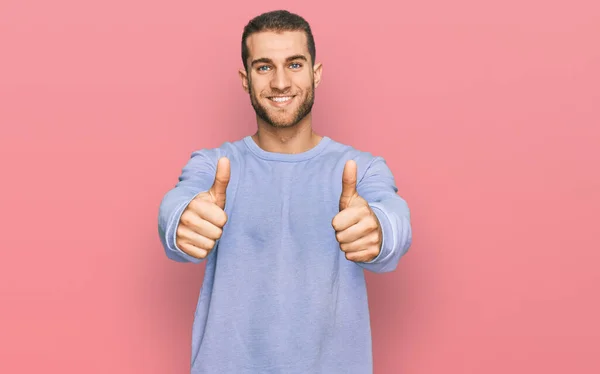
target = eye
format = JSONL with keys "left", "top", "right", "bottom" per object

{"left": 290, "top": 62, "right": 302, "bottom": 69}
{"left": 257, "top": 65, "right": 271, "bottom": 72}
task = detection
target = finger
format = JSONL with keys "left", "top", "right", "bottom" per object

{"left": 188, "top": 199, "right": 228, "bottom": 228}
{"left": 210, "top": 157, "right": 230, "bottom": 209}
{"left": 345, "top": 248, "right": 379, "bottom": 263}
{"left": 176, "top": 225, "right": 217, "bottom": 252}
{"left": 339, "top": 160, "right": 358, "bottom": 209}
{"left": 331, "top": 205, "right": 367, "bottom": 231}
{"left": 179, "top": 209, "right": 223, "bottom": 240}
{"left": 335, "top": 215, "right": 379, "bottom": 244}
{"left": 177, "top": 241, "right": 208, "bottom": 259}
{"left": 339, "top": 230, "right": 379, "bottom": 253}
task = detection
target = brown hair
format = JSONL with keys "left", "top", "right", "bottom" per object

{"left": 241, "top": 10, "right": 316, "bottom": 71}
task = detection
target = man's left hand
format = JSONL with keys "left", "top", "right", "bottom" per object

{"left": 332, "top": 160, "right": 382, "bottom": 263}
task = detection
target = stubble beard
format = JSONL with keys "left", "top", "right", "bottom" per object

{"left": 248, "top": 79, "right": 315, "bottom": 129}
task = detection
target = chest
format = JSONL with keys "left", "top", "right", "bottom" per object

{"left": 222, "top": 160, "right": 343, "bottom": 251}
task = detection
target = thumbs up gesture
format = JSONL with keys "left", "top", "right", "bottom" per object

{"left": 176, "top": 157, "right": 230, "bottom": 259}
{"left": 331, "top": 160, "right": 382, "bottom": 263}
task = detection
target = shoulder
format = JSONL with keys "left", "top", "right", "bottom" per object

{"left": 187, "top": 137, "right": 249, "bottom": 165}
{"left": 323, "top": 137, "right": 400, "bottom": 195}
{"left": 323, "top": 137, "right": 388, "bottom": 178}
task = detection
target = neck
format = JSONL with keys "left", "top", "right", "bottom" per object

{"left": 252, "top": 113, "right": 323, "bottom": 154}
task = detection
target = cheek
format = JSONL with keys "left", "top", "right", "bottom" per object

{"left": 299, "top": 79, "right": 315, "bottom": 95}
{"left": 249, "top": 76, "right": 267, "bottom": 95}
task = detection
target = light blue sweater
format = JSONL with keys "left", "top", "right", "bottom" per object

{"left": 158, "top": 135, "right": 412, "bottom": 373}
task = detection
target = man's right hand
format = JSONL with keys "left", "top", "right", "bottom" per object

{"left": 176, "top": 157, "right": 230, "bottom": 259}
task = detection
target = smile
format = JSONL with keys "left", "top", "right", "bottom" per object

{"left": 268, "top": 96, "right": 295, "bottom": 104}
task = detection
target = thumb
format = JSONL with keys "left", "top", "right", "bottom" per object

{"left": 209, "top": 157, "right": 230, "bottom": 209}
{"left": 340, "top": 160, "right": 358, "bottom": 210}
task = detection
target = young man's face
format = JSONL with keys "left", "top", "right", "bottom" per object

{"left": 240, "top": 30, "right": 322, "bottom": 128}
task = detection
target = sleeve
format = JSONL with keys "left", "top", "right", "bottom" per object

{"left": 157, "top": 148, "right": 222, "bottom": 264}
{"left": 355, "top": 156, "right": 412, "bottom": 273}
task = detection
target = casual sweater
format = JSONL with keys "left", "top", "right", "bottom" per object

{"left": 158, "top": 135, "right": 412, "bottom": 374}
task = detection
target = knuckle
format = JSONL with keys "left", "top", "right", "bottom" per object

{"left": 216, "top": 212, "right": 227, "bottom": 227}
{"left": 366, "top": 218, "right": 378, "bottom": 231}
{"left": 205, "top": 239, "right": 216, "bottom": 250}
{"left": 182, "top": 216, "right": 194, "bottom": 228}
{"left": 180, "top": 211, "right": 190, "bottom": 225}
{"left": 187, "top": 199, "right": 199, "bottom": 212}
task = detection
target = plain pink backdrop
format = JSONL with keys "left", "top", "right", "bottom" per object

{"left": 1, "top": 0, "right": 599, "bottom": 373}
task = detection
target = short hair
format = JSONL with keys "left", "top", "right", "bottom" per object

{"left": 241, "top": 10, "right": 316, "bottom": 71}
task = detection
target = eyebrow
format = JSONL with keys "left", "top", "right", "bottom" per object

{"left": 251, "top": 54, "right": 308, "bottom": 67}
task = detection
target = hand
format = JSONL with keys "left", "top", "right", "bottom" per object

{"left": 332, "top": 160, "right": 382, "bottom": 263}
{"left": 176, "top": 157, "right": 230, "bottom": 259}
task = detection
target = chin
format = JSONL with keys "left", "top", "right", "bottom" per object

{"left": 264, "top": 112, "right": 299, "bottom": 128}
{"left": 266, "top": 119, "right": 298, "bottom": 128}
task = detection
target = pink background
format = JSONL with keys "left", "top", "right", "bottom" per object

{"left": 1, "top": 0, "right": 599, "bottom": 373}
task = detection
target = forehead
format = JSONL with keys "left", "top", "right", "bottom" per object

{"left": 246, "top": 30, "right": 309, "bottom": 61}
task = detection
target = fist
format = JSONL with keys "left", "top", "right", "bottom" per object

{"left": 332, "top": 160, "right": 382, "bottom": 263}
{"left": 176, "top": 157, "right": 230, "bottom": 259}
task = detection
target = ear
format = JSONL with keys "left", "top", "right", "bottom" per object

{"left": 239, "top": 68, "right": 249, "bottom": 93}
{"left": 312, "top": 62, "right": 323, "bottom": 88}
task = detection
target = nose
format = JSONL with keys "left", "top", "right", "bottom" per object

{"left": 270, "top": 67, "right": 292, "bottom": 92}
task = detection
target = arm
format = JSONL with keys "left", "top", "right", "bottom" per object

{"left": 157, "top": 148, "right": 221, "bottom": 263}
{"left": 356, "top": 156, "right": 412, "bottom": 273}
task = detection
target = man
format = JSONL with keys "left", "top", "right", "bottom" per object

{"left": 158, "top": 9, "right": 412, "bottom": 374}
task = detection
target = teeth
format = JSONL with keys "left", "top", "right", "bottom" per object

{"left": 271, "top": 96, "right": 292, "bottom": 102}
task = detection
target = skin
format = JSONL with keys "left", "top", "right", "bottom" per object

{"left": 175, "top": 30, "right": 382, "bottom": 262}
{"left": 239, "top": 30, "right": 322, "bottom": 154}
